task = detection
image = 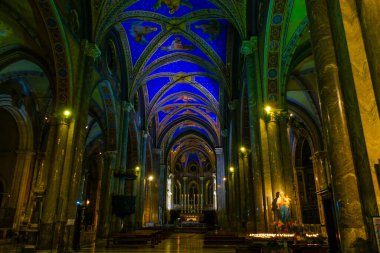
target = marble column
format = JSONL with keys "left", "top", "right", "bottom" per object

{"left": 327, "top": 1, "right": 380, "bottom": 251}
{"left": 136, "top": 131, "right": 149, "bottom": 227}
{"left": 355, "top": 0, "right": 380, "bottom": 112}
{"left": 310, "top": 151, "right": 329, "bottom": 236}
{"left": 11, "top": 150, "right": 35, "bottom": 230}
{"left": 118, "top": 101, "right": 134, "bottom": 194}
{"left": 37, "top": 115, "right": 70, "bottom": 250}
{"left": 97, "top": 151, "right": 117, "bottom": 238}
{"left": 228, "top": 100, "right": 240, "bottom": 227}
{"left": 266, "top": 111, "right": 284, "bottom": 195}
{"left": 183, "top": 177, "right": 188, "bottom": 213}
{"left": 66, "top": 42, "right": 101, "bottom": 242}
{"left": 153, "top": 148, "right": 165, "bottom": 224}
{"left": 158, "top": 163, "right": 166, "bottom": 224}
{"left": 199, "top": 177, "right": 204, "bottom": 213}
{"left": 241, "top": 36, "right": 266, "bottom": 232}
{"left": 305, "top": 0, "right": 368, "bottom": 250}
{"left": 215, "top": 148, "right": 226, "bottom": 227}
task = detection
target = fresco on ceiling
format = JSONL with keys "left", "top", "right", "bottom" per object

{"left": 129, "top": 22, "right": 158, "bottom": 43}
{"left": 192, "top": 19, "right": 228, "bottom": 63}
{"left": 194, "top": 20, "right": 221, "bottom": 41}
{"left": 124, "top": 0, "right": 218, "bottom": 17}
{"left": 149, "top": 61, "right": 210, "bottom": 78}
{"left": 171, "top": 124, "right": 210, "bottom": 141}
{"left": 160, "top": 37, "right": 194, "bottom": 51}
{"left": 162, "top": 95, "right": 207, "bottom": 107}
{"left": 145, "top": 35, "right": 212, "bottom": 66}
{"left": 122, "top": 20, "right": 161, "bottom": 64}
{"left": 154, "top": 0, "right": 193, "bottom": 14}
{"left": 153, "top": 83, "right": 211, "bottom": 106}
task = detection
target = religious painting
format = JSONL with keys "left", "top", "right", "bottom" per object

{"left": 194, "top": 20, "right": 221, "bottom": 41}
{"left": 373, "top": 217, "right": 380, "bottom": 252}
{"left": 129, "top": 22, "right": 158, "bottom": 44}
{"left": 154, "top": 0, "right": 193, "bottom": 14}
{"left": 160, "top": 37, "right": 194, "bottom": 51}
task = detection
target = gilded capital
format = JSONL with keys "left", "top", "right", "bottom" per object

{"left": 240, "top": 36, "right": 258, "bottom": 56}
{"left": 85, "top": 43, "right": 101, "bottom": 59}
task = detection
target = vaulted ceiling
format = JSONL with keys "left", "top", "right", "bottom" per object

{"left": 112, "top": 0, "right": 243, "bottom": 166}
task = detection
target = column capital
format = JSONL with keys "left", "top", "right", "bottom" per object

{"left": 48, "top": 114, "right": 72, "bottom": 125}
{"left": 199, "top": 176, "right": 204, "bottom": 181}
{"left": 153, "top": 148, "right": 162, "bottom": 155}
{"left": 228, "top": 99, "right": 239, "bottom": 111}
{"left": 85, "top": 42, "right": 101, "bottom": 59}
{"left": 310, "top": 151, "right": 328, "bottom": 161}
{"left": 102, "top": 150, "right": 117, "bottom": 158}
{"left": 240, "top": 36, "right": 258, "bottom": 56}
{"left": 182, "top": 176, "right": 188, "bottom": 181}
{"left": 215, "top": 148, "right": 223, "bottom": 155}
{"left": 142, "top": 130, "right": 150, "bottom": 139}
{"left": 122, "top": 101, "right": 134, "bottom": 112}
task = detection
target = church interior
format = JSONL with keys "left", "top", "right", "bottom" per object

{"left": 0, "top": 0, "right": 380, "bottom": 252}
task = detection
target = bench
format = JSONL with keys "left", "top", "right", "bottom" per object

{"left": 106, "top": 230, "right": 161, "bottom": 248}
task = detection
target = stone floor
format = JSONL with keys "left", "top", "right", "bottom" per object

{"left": 0, "top": 233, "right": 238, "bottom": 253}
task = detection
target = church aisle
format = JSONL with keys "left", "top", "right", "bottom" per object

{"left": 79, "top": 233, "right": 236, "bottom": 253}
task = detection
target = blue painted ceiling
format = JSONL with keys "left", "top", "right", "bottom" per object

{"left": 120, "top": 0, "right": 236, "bottom": 164}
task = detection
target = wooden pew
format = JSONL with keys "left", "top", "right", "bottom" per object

{"left": 106, "top": 229, "right": 161, "bottom": 248}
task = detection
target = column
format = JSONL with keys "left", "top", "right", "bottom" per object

{"left": 241, "top": 36, "right": 266, "bottom": 232}
{"left": 228, "top": 100, "right": 240, "bottom": 227}
{"left": 118, "top": 101, "right": 134, "bottom": 194}
{"left": 136, "top": 130, "right": 149, "bottom": 228}
{"left": 310, "top": 151, "right": 329, "bottom": 236}
{"left": 153, "top": 148, "right": 164, "bottom": 224}
{"left": 199, "top": 177, "right": 204, "bottom": 213}
{"left": 97, "top": 151, "right": 117, "bottom": 237}
{"left": 10, "top": 150, "right": 35, "bottom": 230}
{"left": 215, "top": 148, "right": 226, "bottom": 227}
{"left": 266, "top": 111, "right": 284, "bottom": 195}
{"left": 183, "top": 177, "right": 188, "bottom": 213}
{"left": 305, "top": 0, "right": 368, "bottom": 250}
{"left": 237, "top": 149, "right": 248, "bottom": 230}
{"left": 355, "top": 0, "right": 380, "bottom": 111}
{"left": 327, "top": 1, "right": 380, "bottom": 250}
{"left": 66, "top": 42, "right": 101, "bottom": 243}
{"left": 37, "top": 114, "right": 70, "bottom": 250}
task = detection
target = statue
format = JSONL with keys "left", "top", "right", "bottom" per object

{"left": 276, "top": 192, "right": 291, "bottom": 223}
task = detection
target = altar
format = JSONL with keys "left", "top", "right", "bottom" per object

{"left": 180, "top": 213, "right": 204, "bottom": 222}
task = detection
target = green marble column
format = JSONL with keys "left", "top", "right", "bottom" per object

{"left": 37, "top": 115, "right": 70, "bottom": 250}
{"left": 310, "top": 151, "right": 329, "bottom": 236}
{"left": 98, "top": 151, "right": 117, "bottom": 237}
{"left": 228, "top": 100, "right": 240, "bottom": 229}
{"left": 306, "top": 0, "right": 368, "bottom": 250}
{"left": 266, "top": 111, "right": 284, "bottom": 196}
{"left": 118, "top": 101, "right": 134, "bottom": 194}
{"left": 241, "top": 36, "right": 266, "bottom": 232}
{"left": 215, "top": 148, "right": 227, "bottom": 228}
{"left": 66, "top": 42, "right": 101, "bottom": 243}
{"left": 136, "top": 131, "right": 149, "bottom": 227}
